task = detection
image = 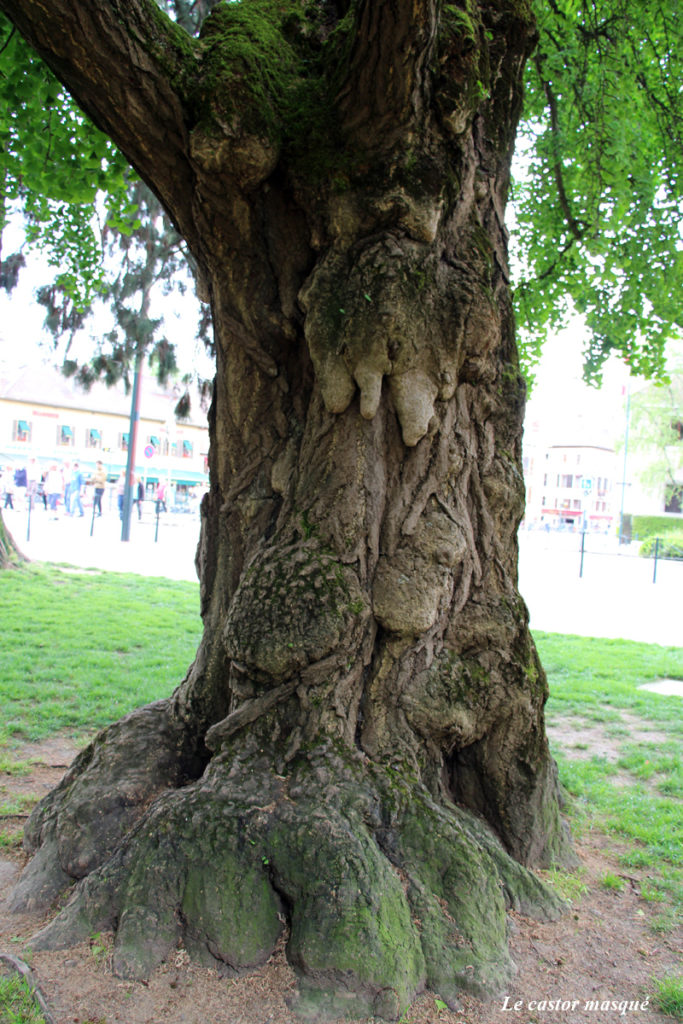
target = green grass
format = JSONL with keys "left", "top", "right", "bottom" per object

{"left": 0, "top": 974, "right": 47, "bottom": 1024}
{"left": 650, "top": 975, "right": 683, "bottom": 1020}
{"left": 0, "top": 563, "right": 201, "bottom": 747}
{"left": 0, "top": 572, "right": 680, "bottom": 942}
{"left": 536, "top": 632, "right": 683, "bottom": 732}
{"left": 535, "top": 632, "right": 683, "bottom": 931}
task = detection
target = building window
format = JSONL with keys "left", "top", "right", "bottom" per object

{"left": 58, "top": 424, "right": 74, "bottom": 447}
{"left": 573, "top": 500, "right": 582, "bottom": 510}
{"left": 561, "top": 474, "right": 573, "bottom": 488}
{"left": 13, "top": 419, "right": 32, "bottom": 442}
{"left": 182, "top": 440, "right": 193, "bottom": 458}
{"left": 86, "top": 428, "right": 102, "bottom": 449}
{"left": 119, "top": 432, "right": 129, "bottom": 452}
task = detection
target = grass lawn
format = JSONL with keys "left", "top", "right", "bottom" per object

{"left": 536, "top": 631, "right": 683, "bottom": 938}
{"left": 0, "top": 563, "right": 202, "bottom": 748}
{"left": 0, "top": 566, "right": 681, "bottom": 964}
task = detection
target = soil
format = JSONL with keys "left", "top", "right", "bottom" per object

{"left": 0, "top": 732, "right": 680, "bottom": 1024}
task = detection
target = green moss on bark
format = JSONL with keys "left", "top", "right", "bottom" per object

{"left": 27, "top": 741, "right": 565, "bottom": 1018}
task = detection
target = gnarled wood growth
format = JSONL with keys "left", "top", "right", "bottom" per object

{"left": 2, "top": 0, "right": 573, "bottom": 1017}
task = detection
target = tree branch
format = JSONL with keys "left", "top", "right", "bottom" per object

{"left": 0, "top": 0, "right": 199, "bottom": 248}
{"left": 336, "top": 0, "right": 439, "bottom": 150}
{"left": 533, "top": 54, "right": 586, "bottom": 243}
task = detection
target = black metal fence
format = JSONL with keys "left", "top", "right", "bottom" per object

{"left": 576, "top": 531, "right": 683, "bottom": 582}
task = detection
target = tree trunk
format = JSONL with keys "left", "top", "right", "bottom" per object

{"left": 0, "top": 510, "right": 27, "bottom": 568}
{"left": 3, "top": 0, "right": 574, "bottom": 1017}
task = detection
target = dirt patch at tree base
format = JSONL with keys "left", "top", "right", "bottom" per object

{"left": 0, "top": 744, "right": 680, "bottom": 1024}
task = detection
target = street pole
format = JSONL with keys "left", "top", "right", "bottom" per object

{"left": 618, "top": 379, "right": 631, "bottom": 544}
{"left": 121, "top": 352, "right": 143, "bottom": 543}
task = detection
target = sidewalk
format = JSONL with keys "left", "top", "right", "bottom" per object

{"left": 518, "top": 532, "right": 682, "bottom": 648}
{"left": 3, "top": 503, "right": 200, "bottom": 582}
{"left": 4, "top": 506, "right": 681, "bottom": 647}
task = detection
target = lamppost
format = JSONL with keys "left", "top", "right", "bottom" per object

{"left": 618, "top": 379, "right": 631, "bottom": 545}
{"left": 121, "top": 350, "right": 143, "bottom": 542}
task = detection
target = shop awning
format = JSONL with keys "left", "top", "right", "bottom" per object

{"left": 89, "top": 429, "right": 101, "bottom": 440}
{"left": 150, "top": 435, "right": 160, "bottom": 447}
{"left": 18, "top": 420, "right": 30, "bottom": 432}
{"left": 61, "top": 425, "right": 73, "bottom": 437}
{"left": 175, "top": 471, "right": 208, "bottom": 485}
{"left": 182, "top": 440, "right": 193, "bottom": 455}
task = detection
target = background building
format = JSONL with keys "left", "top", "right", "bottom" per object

{"left": 523, "top": 412, "right": 618, "bottom": 532}
{"left": 0, "top": 363, "right": 210, "bottom": 502}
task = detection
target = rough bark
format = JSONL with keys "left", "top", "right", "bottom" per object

{"left": 0, "top": 510, "right": 27, "bottom": 568}
{"left": 2, "top": 0, "right": 574, "bottom": 1017}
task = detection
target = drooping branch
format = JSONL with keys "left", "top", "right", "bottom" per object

{"left": 0, "top": 0, "right": 199, "bottom": 248}
{"left": 533, "top": 55, "right": 586, "bottom": 243}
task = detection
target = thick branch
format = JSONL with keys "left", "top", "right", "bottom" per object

{"left": 336, "top": 0, "right": 439, "bottom": 149}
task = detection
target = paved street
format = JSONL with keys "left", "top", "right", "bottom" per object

{"left": 3, "top": 505, "right": 681, "bottom": 648}
{"left": 3, "top": 502, "right": 200, "bottom": 582}
{"left": 518, "top": 530, "right": 681, "bottom": 648}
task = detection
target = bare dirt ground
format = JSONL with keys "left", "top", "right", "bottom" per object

{"left": 1, "top": 733, "right": 680, "bottom": 1024}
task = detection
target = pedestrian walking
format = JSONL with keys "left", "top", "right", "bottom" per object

{"left": 44, "top": 464, "right": 63, "bottom": 519}
{"left": 63, "top": 461, "right": 72, "bottom": 512}
{"left": 133, "top": 477, "right": 144, "bottom": 520}
{"left": 116, "top": 471, "right": 126, "bottom": 520}
{"left": 155, "top": 480, "right": 167, "bottom": 514}
{"left": 26, "top": 458, "right": 40, "bottom": 507}
{"left": 14, "top": 464, "right": 27, "bottom": 508}
{"left": 1, "top": 466, "right": 15, "bottom": 509}
{"left": 69, "top": 462, "right": 85, "bottom": 517}
{"left": 91, "top": 461, "right": 106, "bottom": 516}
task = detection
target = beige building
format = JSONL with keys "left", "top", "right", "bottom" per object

{"left": 523, "top": 415, "right": 618, "bottom": 531}
{"left": 0, "top": 363, "right": 210, "bottom": 499}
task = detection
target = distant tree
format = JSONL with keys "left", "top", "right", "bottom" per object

{"left": 0, "top": 1, "right": 217, "bottom": 408}
{"left": 629, "top": 361, "right": 683, "bottom": 512}
{"left": 0, "top": 0, "right": 680, "bottom": 1018}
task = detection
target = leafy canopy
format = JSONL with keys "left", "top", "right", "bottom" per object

{"left": 1, "top": 0, "right": 682, "bottom": 384}
{"left": 0, "top": 15, "right": 136, "bottom": 307}
{"left": 627, "top": 347, "right": 683, "bottom": 509}
{"left": 515, "top": 0, "right": 683, "bottom": 383}
{"left": 0, "top": 4, "right": 214, "bottom": 407}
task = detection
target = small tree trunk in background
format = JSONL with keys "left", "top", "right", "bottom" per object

{"left": 0, "top": 510, "right": 26, "bottom": 569}
{"left": 3, "top": 0, "right": 574, "bottom": 1016}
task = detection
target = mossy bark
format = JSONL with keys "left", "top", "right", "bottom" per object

{"left": 4, "top": 0, "right": 574, "bottom": 1018}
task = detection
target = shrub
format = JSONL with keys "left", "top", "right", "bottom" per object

{"left": 639, "top": 532, "right": 683, "bottom": 559}
{"left": 633, "top": 515, "right": 683, "bottom": 541}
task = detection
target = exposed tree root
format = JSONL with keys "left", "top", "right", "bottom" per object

{"left": 15, "top": 728, "right": 565, "bottom": 1021}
